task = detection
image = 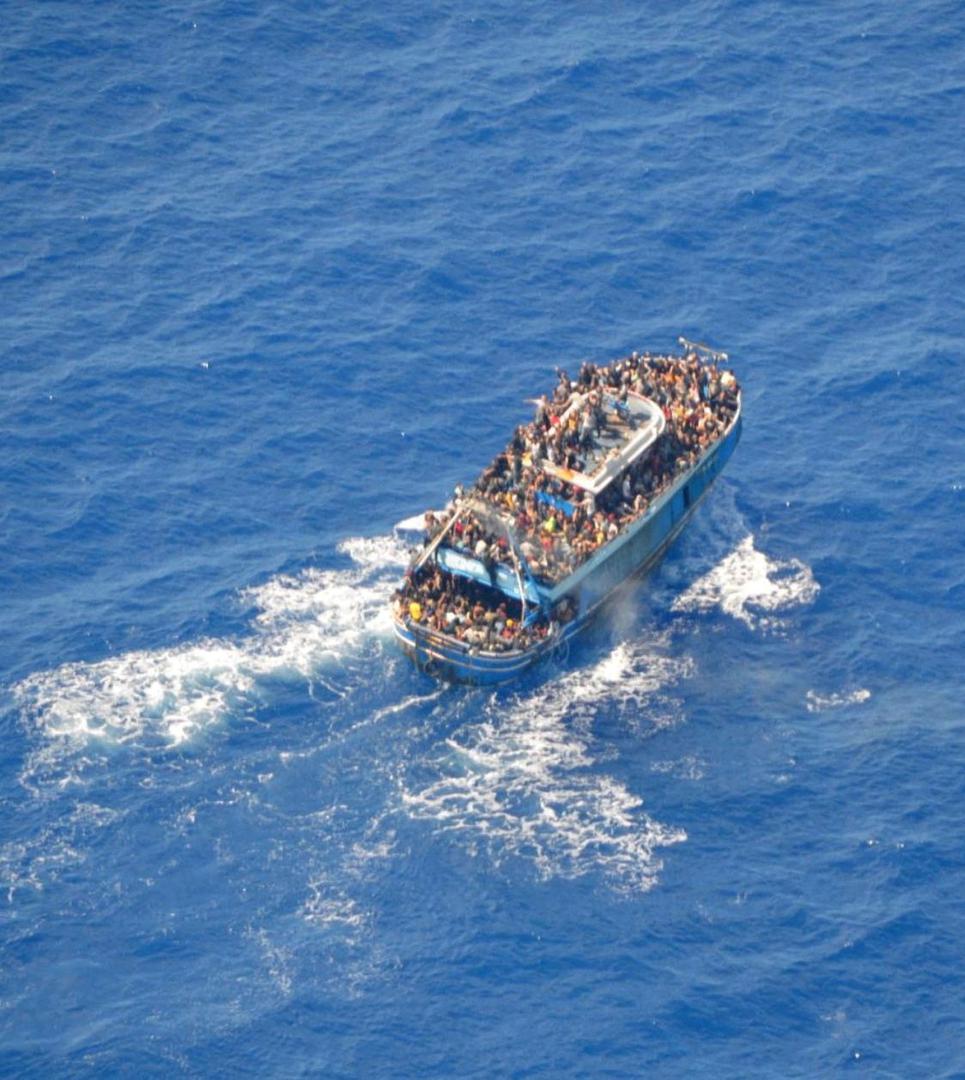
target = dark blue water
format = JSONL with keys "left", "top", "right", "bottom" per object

{"left": 3, "top": 3, "right": 964, "bottom": 1075}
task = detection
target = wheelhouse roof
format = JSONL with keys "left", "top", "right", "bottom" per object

{"left": 543, "top": 391, "right": 665, "bottom": 495}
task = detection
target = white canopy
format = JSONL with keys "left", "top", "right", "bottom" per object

{"left": 542, "top": 392, "right": 665, "bottom": 495}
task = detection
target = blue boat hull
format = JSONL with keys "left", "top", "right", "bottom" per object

{"left": 394, "top": 411, "right": 741, "bottom": 684}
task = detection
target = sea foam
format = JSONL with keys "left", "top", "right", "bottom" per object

{"left": 805, "top": 688, "right": 871, "bottom": 712}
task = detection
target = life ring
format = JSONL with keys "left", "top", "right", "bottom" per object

{"left": 422, "top": 657, "right": 440, "bottom": 678}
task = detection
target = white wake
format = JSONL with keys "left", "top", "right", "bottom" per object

{"left": 402, "top": 639, "right": 692, "bottom": 892}
{"left": 671, "top": 534, "right": 820, "bottom": 631}
{"left": 12, "top": 534, "right": 409, "bottom": 752}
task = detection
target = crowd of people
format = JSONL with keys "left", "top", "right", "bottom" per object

{"left": 394, "top": 349, "right": 740, "bottom": 653}
{"left": 391, "top": 564, "right": 571, "bottom": 653}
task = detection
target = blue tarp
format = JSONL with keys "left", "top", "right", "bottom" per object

{"left": 535, "top": 490, "right": 576, "bottom": 517}
{"left": 436, "top": 547, "right": 542, "bottom": 604}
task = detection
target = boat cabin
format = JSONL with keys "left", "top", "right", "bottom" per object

{"left": 542, "top": 392, "right": 665, "bottom": 494}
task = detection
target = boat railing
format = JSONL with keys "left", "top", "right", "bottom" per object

{"left": 398, "top": 614, "right": 529, "bottom": 658}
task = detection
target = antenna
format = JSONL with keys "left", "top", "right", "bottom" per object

{"left": 678, "top": 336, "right": 729, "bottom": 362}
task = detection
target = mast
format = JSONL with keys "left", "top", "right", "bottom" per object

{"left": 412, "top": 503, "right": 462, "bottom": 571}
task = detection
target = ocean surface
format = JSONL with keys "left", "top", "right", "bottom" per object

{"left": 2, "top": 2, "right": 964, "bottom": 1076}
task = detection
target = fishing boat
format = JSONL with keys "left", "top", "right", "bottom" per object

{"left": 391, "top": 339, "right": 742, "bottom": 683}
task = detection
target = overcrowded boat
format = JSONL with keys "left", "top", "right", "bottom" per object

{"left": 391, "top": 339, "right": 742, "bottom": 683}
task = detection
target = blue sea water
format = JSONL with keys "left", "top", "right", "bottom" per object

{"left": 2, "top": 1, "right": 964, "bottom": 1075}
